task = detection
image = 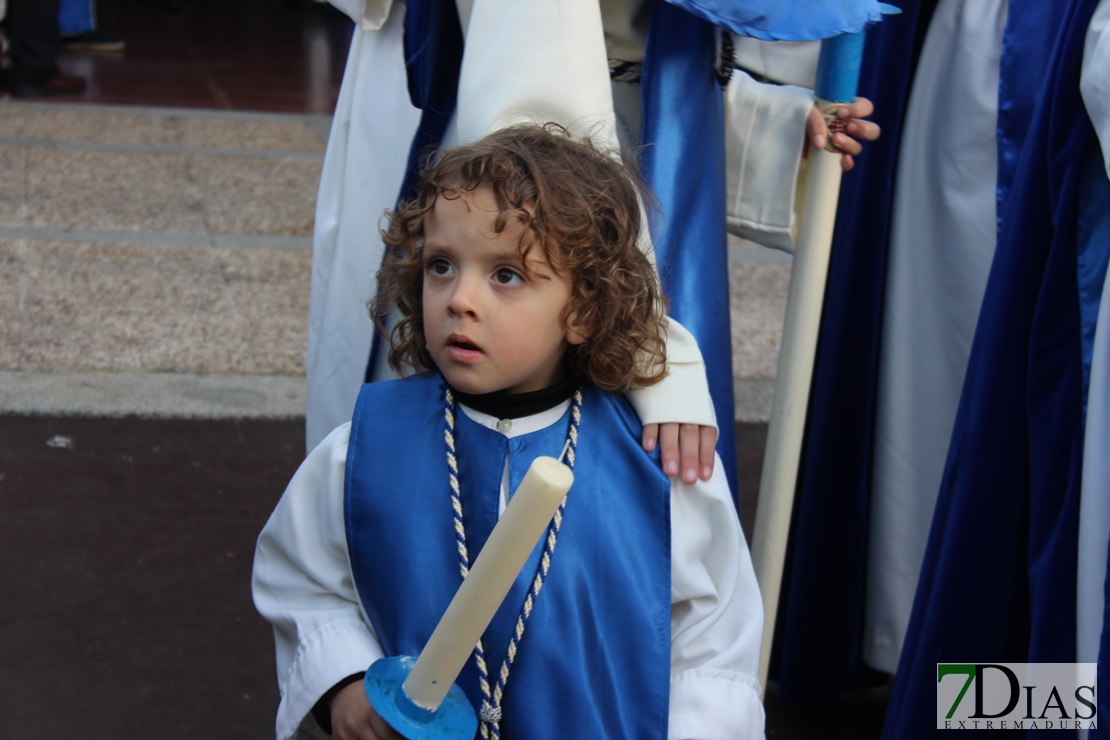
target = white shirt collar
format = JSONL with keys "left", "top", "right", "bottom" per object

{"left": 458, "top": 399, "right": 572, "bottom": 438}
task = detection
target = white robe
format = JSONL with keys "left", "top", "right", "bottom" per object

{"left": 253, "top": 400, "right": 766, "bottom": 740}
{"left": 863, "top": 0, "right": 1010, "bottom": 674}
{"left": 306, "top": 0, "right": 812, "bottom": 450}
{"left": 306, "top": 2, "right": 420, "bottom": 450}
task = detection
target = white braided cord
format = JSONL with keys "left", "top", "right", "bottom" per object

{"left": 445, "top": 391, "right": 494, "bottom": 734}
{"left": 444, "top": 387, "right": 582, "bottom": 737}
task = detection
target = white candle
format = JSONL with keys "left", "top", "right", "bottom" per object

{"left": 402, "top": 456, "right": 574, "bottom": 711}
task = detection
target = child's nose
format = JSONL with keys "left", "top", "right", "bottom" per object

{"left": 446, "top": 274, "right": 480, "bottom": 316}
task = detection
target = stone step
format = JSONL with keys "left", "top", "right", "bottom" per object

{"left": 0, "top": 101, "right": 791, "bottom": 422}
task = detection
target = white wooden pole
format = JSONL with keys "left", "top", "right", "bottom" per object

{"left": 750, "top": 30, "right": 868, "bottom": 695}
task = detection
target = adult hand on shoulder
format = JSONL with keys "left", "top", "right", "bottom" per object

{"left": 805, "top": 97, "right": 881, "bottom": 172}
{"left": 330, "top": 681, "right": 405, "bottom": 740}
{"left": 642, "top": 423, "right": 718, "bottom": 484}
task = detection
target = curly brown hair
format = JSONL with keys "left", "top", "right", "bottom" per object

{"left": 372, "top": 123, "right": 668, "bottom": 392}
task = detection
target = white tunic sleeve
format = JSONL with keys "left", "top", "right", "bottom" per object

{"left": 669, "top": 455, "right": 766, "bottom": 739}
{"left": 252, "top": 424, "right": 384, "bottom": 740}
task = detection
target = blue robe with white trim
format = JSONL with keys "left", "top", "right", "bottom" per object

{"left": 881, "top": 0, "right": 1104, "bottom": 736}
{"left": 774, "top": 1, "right": 1105, "bottom": 717}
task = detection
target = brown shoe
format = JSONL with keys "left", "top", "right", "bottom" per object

{"left": 12, "top": 73, "right": 88, "bottom": 97}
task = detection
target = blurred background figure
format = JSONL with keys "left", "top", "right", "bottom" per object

{"left": 1, "top": 0, "right": 86, "bottom": 96}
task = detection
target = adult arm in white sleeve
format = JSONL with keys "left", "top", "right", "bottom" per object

{"left": 724, "top": 71, "right": 814, "bottom": 253}
{"left": 668, "top": 455, "right": 766, "bottom": 739}
{"left": 626, "top": 318, "right": 717, "bottom": 429}
{"left": 252, "top": 424, "right": 385, "bottom": 740}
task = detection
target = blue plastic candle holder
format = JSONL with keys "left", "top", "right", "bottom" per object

{"left": 364, "top": 656, "right": 478, "bottom": 739}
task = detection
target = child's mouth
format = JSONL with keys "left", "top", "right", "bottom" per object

{"left": 446, "top": 334, "right": 483, "bottom": 360}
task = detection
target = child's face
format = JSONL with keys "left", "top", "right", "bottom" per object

{"left": 421, "top": 184, "right": 587, "bottom": 396}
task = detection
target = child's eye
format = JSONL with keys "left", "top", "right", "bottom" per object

{"left": 426, "top": 257, "right": 454, "bottom": 277}
{"left": 493, "top": 268, "right": 524, "bottom": 286}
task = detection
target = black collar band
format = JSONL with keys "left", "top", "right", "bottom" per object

{"left": 451, "top": 373, "right": 580, "bottom": 419}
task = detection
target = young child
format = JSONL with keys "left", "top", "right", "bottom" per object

{"left": 253, "top": 124, "right": 765, "bottom": 739}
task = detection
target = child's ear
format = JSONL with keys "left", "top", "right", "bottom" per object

{"left": 565, "top": 310, "right": 591, "bottom": 346}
